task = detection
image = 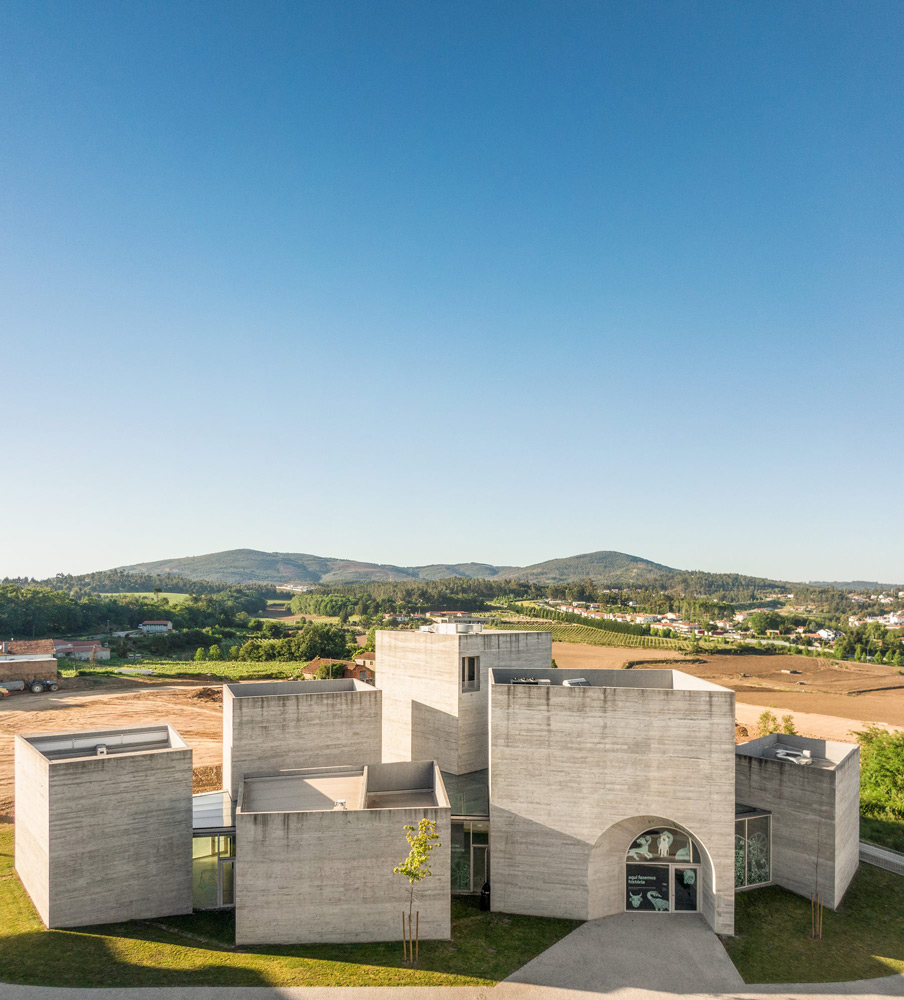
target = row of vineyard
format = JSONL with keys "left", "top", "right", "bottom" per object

{"left": 491, "top": 619, "right": 690, "bottom": 650}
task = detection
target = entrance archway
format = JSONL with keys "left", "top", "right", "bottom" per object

{"left": 588, "top": 815, "right": 727, "bottom": 930}
{"left": 625, "top": 827, "right": 700, "bottom": 913}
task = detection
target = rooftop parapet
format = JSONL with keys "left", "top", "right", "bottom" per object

{"left": 490, "top": 667, "right": 732, "bottom": 692}
{"left": 238, "top": 760, "right": 448, "bottom": 815}
{"left": 20, "top": 724, "right": 186, "bottom": 762}
{"left": 735, "top": 733, "right": 857, "bottom": 771}
{"left": 226, "top": 678, "right": 374, "bottom": 698}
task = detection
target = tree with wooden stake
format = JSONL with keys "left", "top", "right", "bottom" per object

{"left": 393, "top": 818, "right": 440, "bottom": 965}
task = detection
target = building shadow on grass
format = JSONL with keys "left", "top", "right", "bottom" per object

{"left": 0, "top": 929, "right": 271, "bottom": 989}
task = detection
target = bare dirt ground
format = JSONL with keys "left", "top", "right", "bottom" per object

{"left": 0, "top": 686, "right": 224, "bottom": 822}
{"left": 552, "top": 643, "right": 904, "bottom": 738}
{"left": 551, "top": 643, "right": 687, "bottom": 669}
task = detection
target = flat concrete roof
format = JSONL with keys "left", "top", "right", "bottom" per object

{"left": 490, "top": 667, "right": 731, "bottom": 692}
{"left": 226, "top": 678, "right": 374, "bottom": 699}
{"left": 735, "top": 733, "right": 857, "bottom": 771}
{"left": 239, "top": 761, "right": 448, "bottom": 815}
{"left": 20, "top": 724, "right": 186, "bottom": 762}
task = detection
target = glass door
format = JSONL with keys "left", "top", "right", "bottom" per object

{"left": 218, "top": 857, "right": 235, "bottom": 908}
{"left": 673, "top": 867, "right": 699, "bottom": 911}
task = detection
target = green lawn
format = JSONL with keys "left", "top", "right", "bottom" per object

{"left": 861, "top": 813, "right": 904, "bottom": 853}
{"left": 0, "top": 826, "right": 579, "bottom": 987}
{"left": 60, "top": 660, "right": 306, "bottom": 682}
{"left": 724, "top": 864, "right": 904, "bottom": 983}
{"left": 99, "top": 591, "right": 194, "bottom": 605}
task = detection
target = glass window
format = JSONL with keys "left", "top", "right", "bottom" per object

{"left": 627, "top": 828, "right": 697, "bottom": 864}
{"left": 461, "top": 656, "right": 480, "bottom": 692}
{"left": 450, "top": 822, "right": 471, "bottom": 891}
{"left": 735, "top": 821, "right": 747, "bottom": 888}
{"left": 746, "top": 816, "right": 771, "bottom": 886}
{"left": 673, "top": 867, "right": 698, "bottom": 911}
{"left": 626, "top": 865, "right": 670, "bottom": 911}
{"left": 735, "top": 815, "right": 771, "bottom": 888}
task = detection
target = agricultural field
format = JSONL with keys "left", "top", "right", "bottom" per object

{"left": 58, "top": 660, "right": 305, "bottom": 682}
{"left": 492, "top": 618, "right": 690, "bottom": 650}
{"left": 99, "top": 591, "right": 193, "bottom": 605}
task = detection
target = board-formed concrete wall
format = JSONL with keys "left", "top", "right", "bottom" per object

{"left": 235, "top": 769, "right": 451, "bottom": 945}
{"left": 223, "top": 680, "right": 382, "bottom": 798}
{"left": 15, "top": 728, "right": 193, "bottom": 928}
{"left": 489, "top": 670, "right": 736, "bottom": 934}
{"left": 377, "top": 630, "right": 552, "bottom": 775}
{"left": 735, "top": 735, "right": 860, "bottom": 909}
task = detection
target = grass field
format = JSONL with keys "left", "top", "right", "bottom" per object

{"left": 0, "top": 825, "right": 578, "bottom": 987}
{"left": 861, "top": 813, "right": 904, "bottom": 853}
{"left": 492, "top": 619, "right": 691, "bottom": 651}
{"left": 60, "top": 660, "right": 305, "bottom": 682}
{"left": 724, "top": 863, "right": 904, "bottom": 982}
{"left": 99, "top": 591, "right": 194, "bottom": 605}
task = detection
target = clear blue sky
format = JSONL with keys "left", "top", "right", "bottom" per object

{"left": 2, "top": 1, "right": 902, "bottom": 582}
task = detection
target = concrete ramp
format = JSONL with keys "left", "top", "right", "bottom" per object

{"left": 500, "top": 912, "right": 743, "bottom": 996}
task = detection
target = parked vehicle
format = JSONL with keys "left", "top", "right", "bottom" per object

{"left": 0, "top": 678, "right": 60, "bottom": 697}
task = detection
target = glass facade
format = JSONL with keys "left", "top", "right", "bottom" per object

{"left": 451, "top": 821, "right": 490, "bottom": 893}
{"left": 192, "top": 835, "right": 236, "bottom": 909}
{"left": 441, "top": 769, "right": 489, "bottom": 818}
{"left": 735, "top": 812, "right": 772, "bottom": 888}
{"left": 625, "top": 828, "right": 700, "bottom": 912}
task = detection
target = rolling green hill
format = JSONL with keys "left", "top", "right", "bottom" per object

{"left": 116, "top": 548, "right": 678, "bottom": 587}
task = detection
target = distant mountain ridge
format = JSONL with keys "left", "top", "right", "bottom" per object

{"left": 117, "top": 547, "right": 679, "bottom": 587}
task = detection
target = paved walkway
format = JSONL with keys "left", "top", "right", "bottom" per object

{"left": 503, "top": 912, "right": 743, "bottom": 994}
{"left": 862, "top": 841, "right": 904, "bottom": 877}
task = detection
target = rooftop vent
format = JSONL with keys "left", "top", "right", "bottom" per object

{"left": 563, "top": 678, "right": 591, "bottom": 687}
{"left": 333, "top": 799, "right": 347, "bottom": 810}
{"left": 774, "top": 747, "right": 812, "bottom": 765}
{"left": 511, "top": 677, "right": 552, "bottom": 685}
{"left": 95, "top": 744, "right": 108, "bottom": 757}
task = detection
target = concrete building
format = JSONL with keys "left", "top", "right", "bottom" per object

{"left": 235, "top": 760, "right": 450, "bottom": 945}
{"left": 735, "top": 733, "right": 860, "bottom": 909}
{"left": 489, "top": 667, "right": 737, "bottom": 934}
{"left": 377, "top": 623, "right": 551, "bottom": 775}
{"left": 15, "top": 724, "right": 193, "bottom": 928}
{"left": 223, "top": 678, "right": 382, "bottom": 798}
{"left": 13, "top": 622, "right": 863, "bottom": 945}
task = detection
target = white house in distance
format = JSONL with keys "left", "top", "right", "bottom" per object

{"left": 139, "top": 620, "right": 173, "bottom": 634}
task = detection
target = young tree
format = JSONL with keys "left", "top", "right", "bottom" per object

{"left": 757, "top": 710, "right": 779, "bottom": 737}
{"left": 194, "top": 647, "right": 206, "bottom": 661}
{"left": 394, "top": 818, "right": 440, "bottom": 963}
{"left": 781, "top": 714, "right": 797, "bottom": 735}
{"left": 208, "top": 644, "right": 222, "bottom": 661}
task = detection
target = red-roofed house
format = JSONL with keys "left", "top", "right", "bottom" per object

{"left": 140, "top": 621, "right": 173, "bottom": 634}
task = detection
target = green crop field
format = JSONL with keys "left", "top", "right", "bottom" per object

{"left": 99, "top": 592, "right": 194, "bottom": 605}
{"left": 491, "top": 620, "right": 690, "bottom": 650}
{"left": 61, "top": 660, "right": 306, "bottom": 682}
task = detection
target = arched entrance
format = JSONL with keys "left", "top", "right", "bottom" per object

{"left": 625, "top": 827, "right": 701, "bottom": 913}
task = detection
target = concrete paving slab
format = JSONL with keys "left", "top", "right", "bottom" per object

{"left": 502, "top": 913, "right": 743, "bottom": 994}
